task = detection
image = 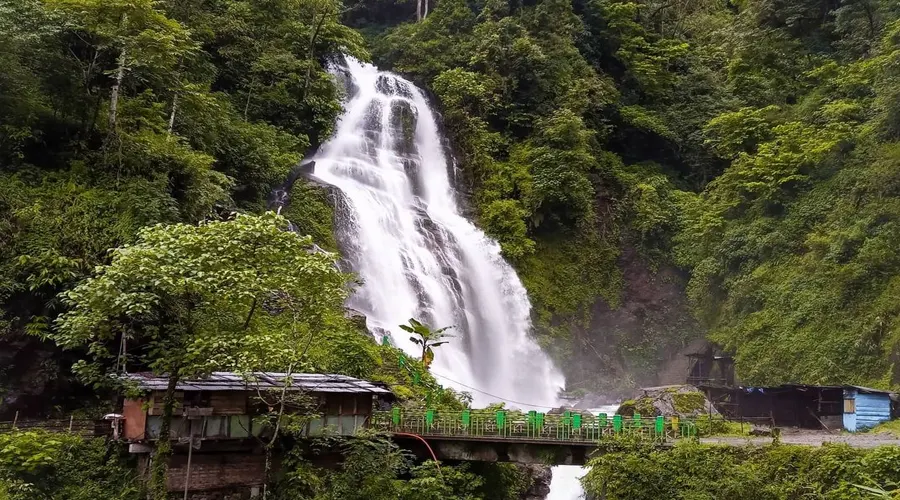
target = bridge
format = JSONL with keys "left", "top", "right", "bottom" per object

{"left": 371, "top": 408, "right": 698, "bottom": 465}
{"left": 1, "top": 408, "right": 703, "bottom": 466}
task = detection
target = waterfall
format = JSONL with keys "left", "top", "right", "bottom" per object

{"left": 310, "top": 58, "right": 564, "bottom": 408}
{"left": 311, "top": 57, "right": 579, "bottom": 495}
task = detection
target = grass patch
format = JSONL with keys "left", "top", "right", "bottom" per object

{"left": 870, "top": 419, "right": 900, "bottom": 437}
{"left": 695, "top": 417, "right": 753, "bottom": 437}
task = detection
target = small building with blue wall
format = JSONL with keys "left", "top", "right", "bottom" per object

{"left": 843, "top": 386, "right": 893, "bottom": 432}
{"left": 701, "top": 383, "right": 896, "bottom": 431}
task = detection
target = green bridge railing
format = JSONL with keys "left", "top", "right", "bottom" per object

{"left": 371, "top": 409, "right": 698, "bottom": 444}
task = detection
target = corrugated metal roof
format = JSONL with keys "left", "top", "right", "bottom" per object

{"left": 123, "top": 372, "right": 391, "bottom": 395}
{"left": 746, "top": 384, "right": 895, "bottom": 395}
{"left": 846, "top": 385, "right": 894, "bottom": 395}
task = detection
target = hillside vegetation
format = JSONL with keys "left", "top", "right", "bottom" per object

{"left": 583, "top": 442, "right": 900, "bottom": 499}
{"left": 361, "top": 0, "right": 900, "bottom": 390}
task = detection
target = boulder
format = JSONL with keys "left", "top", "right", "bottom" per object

{"left": 617, "top": 385, "right": 718, "bottom": 418}
{"left": 519, "top": 464, "right": 552, "bottom": 500}
{"left": 343, "top": 308, "right": 369, "bottom": 333}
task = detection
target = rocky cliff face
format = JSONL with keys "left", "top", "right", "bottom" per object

{"left": 564, "top": 246, "right": 704, "bottom": 403}
{"left": 0, "top": 335, "right": 89, "bottom": 418}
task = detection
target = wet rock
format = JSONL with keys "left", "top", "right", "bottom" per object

{"left": 375, "top": 75, "right": 395, "bottom": 95}
{"left": 330, "top": 59, "right": 358, "bottom": 100}
{"left": 556, "top": 245, "right": 705, "bottom": 402}
{"left": 376, "top": 75, "right": 414, "bottom": 99}
{"left": 389, "top": 99, "right": 418, "bottom": 156}
{"left": 344, "top": 308, "right": 368, "bottom": 332}
{"left": 547, "top": 406, "right": 597, "bottom": 417}
{"left": 566, "top": 392, "right": 620, "bottom": 409}
{"left": 519, "top": 464, "right": 552, "bottom": 500}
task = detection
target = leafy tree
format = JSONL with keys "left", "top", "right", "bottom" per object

{"left": 43, "top": 0, "right": 195, "bottom": 137}
{"left": 53, "top": 212, "right": 349, "bottom": 498}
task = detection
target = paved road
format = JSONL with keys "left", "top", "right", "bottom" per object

{"left": 701, "top": 432, "right": 900, "bottom": 449}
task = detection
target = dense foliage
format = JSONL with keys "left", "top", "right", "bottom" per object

{"left": 0, "top": 0, "right": 370, "bottom": 412}
{"left": 274, "top": 435, "right": 532, "bottom": 500}
{"left": 0, "top": 431, "right": 531, "bottom": 500}
{"left": 583, "top": 443, "right": 900, "bottom": 499}
{"left": 5, "top": 0, "right": 900, "bottom": 495}
{"left": 0, "top": 431, "right": 140, "bottom": 500}
{"left": 364, "top": 0, "right": 900, "bottom": 389}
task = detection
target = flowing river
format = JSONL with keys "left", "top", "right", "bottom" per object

{"left": 309, "top": 57, "right": 587, "bottom": 498}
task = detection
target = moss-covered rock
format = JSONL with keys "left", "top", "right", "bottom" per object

{"left": 616, "top": 385, "right": 716, "bottom": 418}
{"left": 672, "top": 390, "right": 707, "bottom": 414}
{"left": 282, "top": 179, "right": 339, "bottom": 252}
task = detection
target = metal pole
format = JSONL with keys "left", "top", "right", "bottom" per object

{"left": 183, "top": 422, "right": 194, "bottom": 500}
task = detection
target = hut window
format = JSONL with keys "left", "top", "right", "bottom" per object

{"left": 230, "top": 415, "right": 251, "bottom": 438}
{"left": 309, "top": 418, "right": 324, "bottom": 436}
{"left": 326, "top": 415, "right": 340, "bottom": 432}
{"left": 844, "top": 399, "right": 856, "bottom": 413}
{"left": 203, "top": 416, "right": 228, "bottom": 437}
{"left": 340, "top": 415, "right": 357, "bottom": 434}
{"left": 146, "top": 416, "right": 163, "bottom": 438}
{"left": 185, "top": 391, "right": 211, "bottom": 407}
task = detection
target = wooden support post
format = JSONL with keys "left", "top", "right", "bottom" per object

{"left": 69, "top": 415, "right": 74, "bottom": 432}
{"left": 12, "top": 411, "right": 18, "bottom": 429}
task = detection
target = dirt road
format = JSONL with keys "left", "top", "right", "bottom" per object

{"left": 701, "top": 431, "right": 900, "bottom": 448}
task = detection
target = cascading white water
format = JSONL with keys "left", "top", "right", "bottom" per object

{"left": 310, "top": 57, "right": 564, "bottom": 408}
{"left": 310, "top": 57, "right": 592, "bottom": 497}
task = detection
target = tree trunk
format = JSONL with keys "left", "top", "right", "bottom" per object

{"left": 244, "top": 78, "right": 254, "bottom": 121}
{"left": 108, "top": 14, "right": 128, "bottom": 135}
{"left": 149, "top": 365, "right": 181, "bottom": 500}
{"left": 167, "top": 93, "right": 179, "bottom": 136}
{"left": 261, "top": 362, "right": 296, "bottom": 500}
{"left": 108, "top": 47, "right": 126, "bottom": 134}
{"left": 423, "top": 0, "right": 429, "bottom": 19}
{"left": 417, "top": 0, "right": 423, "bottom": 21}
{"left": 302, "top": 11, "right": 328, "bottom": 101}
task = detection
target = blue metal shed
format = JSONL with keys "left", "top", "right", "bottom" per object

{"left": 843, "top": 386, "right": 893, "bottom": 432}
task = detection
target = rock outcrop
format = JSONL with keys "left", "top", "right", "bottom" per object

{"left": 561, "top": 246, "right": 705, "bottom": 401}
{"left": 519, "top": 464, "right": 552, "bottom": 500}
{"left": 617, "top": 385, "right": 718, "bottom": 418}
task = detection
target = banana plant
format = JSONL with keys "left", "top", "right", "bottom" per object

{"left": 400, "top": 318, "right": 453, "bottom": 369}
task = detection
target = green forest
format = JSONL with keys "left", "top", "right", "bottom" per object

{"left": 362, "top": 0, "right": 900, "bottom": 391}
{"left": 2, "top": 0, "right": 900, "bottom": 497}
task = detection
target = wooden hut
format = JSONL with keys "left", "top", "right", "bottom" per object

{"left": 119, "top": 372, "right": 393, "bottom": 498}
